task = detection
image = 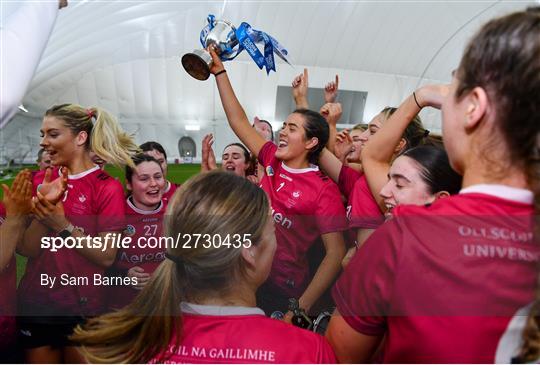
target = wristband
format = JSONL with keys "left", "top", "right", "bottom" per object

{"left": 214, "top": 69, "right": 226, "bottom": 77}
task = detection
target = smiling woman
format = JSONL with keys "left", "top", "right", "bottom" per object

{"left": 16, "top": 104, "right": 138, "bottom": 363}
{"left": 106, "top": 153, "right": 167, "bottom": 310}
{"left": 208, "top": 49, "right": 348, "bottom": 317}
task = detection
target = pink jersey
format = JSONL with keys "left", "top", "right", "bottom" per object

{"left": 338, "top": 165, "right": 384, "bottom": 230}
{"left": 0, "top": 203, "right": 17, "bottom": 350}
{"left": 162, "top": 180, "right": 178, "bottom": 205}
{"left": 150, "top": 303, "right": 336, "bottom": 364}
{"left": 107, "top": 197, "right": 166, "bottom": 309}
{"left": 258, "top": 142, "right": 347, "bottom": 298}
{"left": 18, "top": 166, "right": 125, "bottom": 317}
{"left": 333, "top": 185, "right": 539, "bottom": 363}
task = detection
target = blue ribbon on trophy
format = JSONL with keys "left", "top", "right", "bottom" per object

{"left": 182, "top": 14, "right": 290, "bottom": 80}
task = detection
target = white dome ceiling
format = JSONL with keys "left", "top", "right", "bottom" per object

{"left": 1, "top": 0, "right": 536, "bottom": 162}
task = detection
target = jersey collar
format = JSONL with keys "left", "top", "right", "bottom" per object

{"left": 281, "top": 162, "right": 319, "bottom": 174}
{"left": 460, "top": 184, "right": 533, "bottom": 205}
{"left": 181, "top": 302, "right": 265, "bottom": 316}
{"left": 68, "top": 165, "right": 100, "bottom": 180}
{"left": 127, "top": 196, "right": 163, "bottom": 215}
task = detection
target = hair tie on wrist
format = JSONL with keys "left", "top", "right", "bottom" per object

{"left": 214, "top": 69, "right": 227, "bottom": 77}
{"left": 413, "top": 92, "right": 422, "bottom": 109}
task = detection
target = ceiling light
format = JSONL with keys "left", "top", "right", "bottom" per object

{"left": 18, "top": 104, "right": 28, "bottom": 112}
{"left": 185, "top": 125, "right": 200, "bottom": 131}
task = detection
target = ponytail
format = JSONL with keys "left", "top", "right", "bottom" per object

{"left": 72, "top": 171, "right": 271, "bottom": 363}
{"left": 44, "top": 104, "right": 138, "bottom": 168}
{"left": 72, "top": 260, "right": 184, "bottom": 363}
{"left": 88, "top": 107, "right": 139, "bottom": 168}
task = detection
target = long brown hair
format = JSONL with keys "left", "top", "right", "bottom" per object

{"left": 45, "top": 104, "right": 139, "bottom": 168}
{"left": 455, "top": 8, "right": 540, "bottom": 362}
{"left": 71, "top": 171, "right": 270, "bottom": 363}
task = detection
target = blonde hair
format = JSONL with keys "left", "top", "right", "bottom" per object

{"left": 72, "top": 171, "right": 270, "bottom": 363}
{"left": 44, "top": 104, "right": 138, "bottom": 168}
{"left": 351, "top": 123, "right": 366, "bottom": 132}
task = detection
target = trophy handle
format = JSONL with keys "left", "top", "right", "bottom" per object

{"left": 181, "top": 49, "right": 212, "bottom": 81}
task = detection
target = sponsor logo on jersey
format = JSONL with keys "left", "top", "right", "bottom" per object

{"left": 79, "top": 194, "right": 87, "bottom": 203}
{"left": 124, "top": 224, "right": 136, "bottom": 236}
{"left": 266, "top": 166, "right": 274, "bottom": 177}
{"left": 120, "top": 250, "right": 165, "bottom": 264}
{"left": 142, "top": 217, "right": 159, "bottom": 223}
{"left": 292, "top": 191, "right": 301, "bottom": 199}
{"left": 271, "top": 207, "right": 292, "bottom": 229}
{"left": 279, "top": 173, "right": 292, "bottom": 182}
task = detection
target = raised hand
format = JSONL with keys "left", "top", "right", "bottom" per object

{"left": 324, "top": 75, "right": 339, "bottom": 103}
{"left": 334, "top": 129, "right": 353, "bottom": 163}
{"left": 201, "top": 134, "right": 217, "bottom": 172}
{"left": 291, "top": 68, "right": 309, "bottom": 108}
{"left": 414, "top": 84, "right": 450, "bottom": 110}
{"left": 2, "top": 169, "right": 32, "bottom": 217}
{"left": 319, "top": 102, "right": 343, "bottom": 126}
{"left": 36, "top": 167, "right": 68, "bottom": 204}
{"left": 208, "top": 46, "right": 225, "bottom": 75}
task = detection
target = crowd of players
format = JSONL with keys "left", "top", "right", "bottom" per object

{"left": 0, "top": 7, "right": 539, "bottom": 364}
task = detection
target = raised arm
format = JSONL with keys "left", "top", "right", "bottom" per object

{"left": 320, "top": 102, "right": 342, "bottom": 154}
{"left": 291, "top": 68, "right": 309, "bottom": 109}
{"left": 324, "top": 75, "right": 339, "bottom": 103}
{"left": 318, "top": 103, "right": 348, "bottom": 183}
{"left": 201, "top": 133, "right": 217, "bottom": 172}
{"left": 209, "top": 48, "right": 267, "bottom": 157}
{"left": 362, "top": 84, "right": 449, "bottom": 210}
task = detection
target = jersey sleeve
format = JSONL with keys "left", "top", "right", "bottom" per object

{"left": 332, "top": 218, "right": 403, "bottom": 336}
{"left": 338, "top": 165, "right": 362, "bottom": 200}
{"left": 315, "top": 182, "right": 348, "bottom": 235}
{"left": 96, "top": 179, "right": 125, "bottom": 232}
{"left": 317, "top": 336, "right": 338, "bottom": 363}
{"left": 349, "top": 175, "right": 384, "bottom": 229}
{"left": 257, "top": 141, "right": 278, "bottom": 167}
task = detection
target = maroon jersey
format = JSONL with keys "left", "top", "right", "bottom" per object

{"left": 258, "top": 142, "right": 347, "bottom": 298}
{"left": 18, "top": 166, "right": 125, "bottom": 317}
{"left": 338, "top": 165, "right": 383, "bottom": 230}
{"left": 0, "top": 203, "right": 16, "bottom": 350}
{"left": 333, "top": 185, "right": 539, "bottom": 363}
{"left": 162, "top": 180, "right": 177, "bottom": 205}
{"left": 107, "top": 197, "right": 166, "bottom": 309}
{"left": 150, "top": 303, "right": 336, "bottom": 364}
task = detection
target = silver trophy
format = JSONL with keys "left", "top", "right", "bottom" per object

{"left": 182, "top": 18, "right": 239, "bottom": 81}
